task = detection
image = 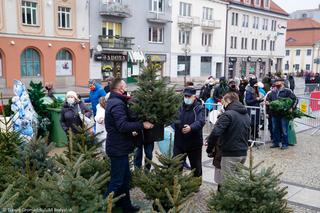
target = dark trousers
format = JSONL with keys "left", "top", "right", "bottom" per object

{"left": 173, "top": 146, "right": 202, "bottom": 177}
{"left": 106, "top": 155, "right": 131, "bottom": 209}
{"left": 134, "top": 143, "right": 154, "bottom": 171}
{"left": 272, "top": 116, "right": 289, "bottom": 147}
{"left": 268, "top": 115, "right": 273, "bottom": 141}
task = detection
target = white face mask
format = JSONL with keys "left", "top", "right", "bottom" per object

{"left": 184, "top": 97, "right": 193, "bottom": 105}
{"left": 67, "top": 97, "right": 75, "bottom": 105}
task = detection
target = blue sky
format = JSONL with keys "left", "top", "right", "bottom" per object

{"left": 273, "top": 0, "right": 320, "bottom": 13}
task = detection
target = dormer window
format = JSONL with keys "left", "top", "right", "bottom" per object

{"left": 264, "top": 0, "right": 270, "bottom": 8}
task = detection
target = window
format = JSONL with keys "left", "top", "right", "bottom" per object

{"left": 302, "top": 13, "right": 307, "bottom": 18}
{"left": 307, "top": 49, "right": 312, "bottom": 56}
{"left": 177, "top": 55, "right": 190, "bottom": 76}
{"left": 285, "top": 63, "right": 289, "bottom": 70}
{"left": 264, "top": 0, "right": 270, "bottom": 8}
{"left": 149, "top": 27, "right": 164, "bottom": 43}
{"left": 179, "top": 2, "right": 191, "bottom": 17}
{"left": 149, "top": 0, "right": 164, "bottom": 13}
{"left": 255, "top": 0, "right": 260, "bottom": 6}
{"left": 58, "top": 7, "right": 71, "bottom": 29}
{"left": 262, "top": 18, "right": 268, "bottom": 30}
{"left": 241, "top": 37, "right": 248, "bottom": 50}
{"left": 202, "top": 33, "right": 212, "bottom": 46}
{"left": 286, "top": 50, "right": 290, "bottom": 56}
{"left": 306, "top": 64, "right": 311, "bottom": 70}
{"left": 21, "top": 48, "right": 41, "bottom": 77}
{"left": 56, "top": 49, "right": 72, "bottom": 76}
{"left": 271, "top": 20, "right": 277, "bottom": 31}
{"left": 294, "top": 64, "right": 300, "bottom": 71}
{"left": 270, "top": 40, "right": 275, "bottom": 51}
{"left": 230, "top": 36, "right": 237, "bottom": 49}
{"left": 251, "top": 38, "right": 257, "bottom": 50}
{"left": 242, "top": 14, "right": 249, "bottom": 28}
{"left": 179, "top": 30, "right": 190, "bottom": 45}
{"left": 21, "top": 1, "right": 38, "bottom": 25}
{"left": 201, "top": 56, "right": 212, "bottom": 76}
{"left": 102, "top": 22, "right": 121, "bottom": 36}
{"left": 261, "top": 39, "right": 267, "bottom": 51}
{"left": 231, "top": 12, "right": 238, "bottom": 26}
{"left": 253, "top": 16, "right": 259, "bottom": 29}
{"left": 296, "top": 49, "right": 301, "bottom": 56}
{"left": 203, "top": 7, "right": 213, "bottom": 20}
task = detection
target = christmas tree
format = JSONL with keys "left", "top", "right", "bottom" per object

{"left": 207, "top": 147, "right": 291, "bottom": 213}
{"left": 133, "top": 153, "right": 201, "bottom": 211}
{"left": 131, "top": 62, "right": 181, "bottom": 126}
{"left": 0, "top": 184, "right": 33, "bottom": 209}
{"left": 27, "top": 81, "right": 51, "bottom": 138}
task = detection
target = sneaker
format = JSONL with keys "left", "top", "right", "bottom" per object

{"left": 281, "top": 146, "right": 288, "bottom": 150}
{"left": 270, "top": 144, "right": 280, "bottom": 148}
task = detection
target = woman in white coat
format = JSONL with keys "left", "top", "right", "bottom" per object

{"left": 95, "top": 94, "right": 110, "bottom": 154}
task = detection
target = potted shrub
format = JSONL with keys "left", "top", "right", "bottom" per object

{"left": 131, "top": 62, "right": 181, "bottom": 142}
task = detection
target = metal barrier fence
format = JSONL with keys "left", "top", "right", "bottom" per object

{"left": 304, "top": 84, "right": 320, "bottom": 94}
{"left": 295, "top": 97, "right": 320, "bottom": 135}
{"left": 203, "top": 103, "right": 269, "bottom": 146}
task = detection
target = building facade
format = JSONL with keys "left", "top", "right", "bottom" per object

{"left": 283, "top": 18, "right": 320, "bottom": 74}
{"left": 0, "top": 0, "right": 90, "bottom": 88}
{"left": 170, "top": 0, "right": 227, "bottom": 81}
{"left": 225, "top": 0, "right": 288, "bottom": 79}
{"left": 290, "top": 6, "right": 320, "bottom": 22}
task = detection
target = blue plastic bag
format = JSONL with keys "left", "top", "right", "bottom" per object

{"left": 205, "top": 98, "right": 215, "bottom": 111}
{"left": 157, "top": 126, "right": 174, "bottom": 157}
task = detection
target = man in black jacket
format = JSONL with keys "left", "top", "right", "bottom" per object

{"left": 206, "top": 92, "right": 250, "bottom": 182}
{"left": 105, "top": 78, "right": 154, "bottom": 212}
{"left": 213, "top": 77, "right": 229, "bottom": 103}
{"left": 174, "top": 87, "right": 205, "bottom": 177}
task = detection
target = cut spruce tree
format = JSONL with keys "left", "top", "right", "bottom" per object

{"left": 133, "top": 153, "right": 201, "bottom": 211}
{"left": 207, "top": 147, "right": 292, "bottom": 213}
{"left": 131, "top": 63, "right": 181, "bottom": 141}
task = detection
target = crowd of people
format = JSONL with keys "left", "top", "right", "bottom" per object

{"left": 55, "top": 73, "right": 297, "bottom": 212}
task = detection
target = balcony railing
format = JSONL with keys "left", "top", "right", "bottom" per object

{"left": 98, "top": 35, "right": 134, "bottom": 50}
{"left": 99, "top": 1, "right": 131, "bottom": 18}
{"left": 201, "top": 20, "right": 222, "bottom": 30}
{"left": 146, "top": 13, "right": 171, "bottom": 24}
{"left": 177, "top": 16, "right": 200, "bottom": 28}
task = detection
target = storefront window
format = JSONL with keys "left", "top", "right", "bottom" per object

{"left": 177, "top": 55, "right": 190, "bottom": 76}
{"left": 21, "top": 48, "right": 41, "bottom": 77}
{"left": 200, "top": 56, "right": 212, "bottom": 77}
{"left": 56, "top": 49, "right": 72, "bottom": 76}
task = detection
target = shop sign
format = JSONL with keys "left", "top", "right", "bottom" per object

{"left": 102, "top": 54, "right": 127, "bottom": 62}
{"left": 146, "top": 54, "right": 167, "bottom": 62}
{"left": 56, "top": 60, "right": 72, "bottom": 76}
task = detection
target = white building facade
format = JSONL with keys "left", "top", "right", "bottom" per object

{"left": 226, "top": 0, "right": 288, "bottom": 79}
{"left": 170, "top": 0, "right": 228, "bottom": 81}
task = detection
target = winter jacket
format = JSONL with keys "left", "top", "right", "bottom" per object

{"left": 213, "top": 84, "right": 229, "bottom": 102}
{"left": 95, "top": 104, "right": 107, "bottom": 144}
{"left": 174, "top": 101, "right": 205, "bottom": 152}
{"left": 105, "top": 92, "right": 144, "bottom": 157}
{"left": 245, "top": 85, "right": 263, "bottom": 107}
{"left": 84, "top": 84, "right": 106, "bottom": 115}
{"left": 266, "top": 87, "right": 298, "bottom": 116}
{"left": 206, "top": 101, "right": 250, "bottom": 157}
{"left": 200, "top": 84, "right": 213, "bottom": 101}
{"left": 60, "top": 101, "right": 92, "bottom": 133}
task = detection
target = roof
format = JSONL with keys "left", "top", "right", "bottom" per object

{"left": 287, "top": 18, "right": 320, "bottom": 30}
{"left": 286, "top": 18, "right": 320, "bottom": 46}
{"left": 225, "top": 0, "right": 289, "bottom": 16}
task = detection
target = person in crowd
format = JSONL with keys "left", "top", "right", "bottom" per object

{"left": 213, "top": 77, "right": 229, "bottom": 103}
{"left": 207, "top": 136, "right": 222, "bottom": 191}
{"left": 85, "top": 80, "right": 106, "bottom": 116}
{"left": 228, "top": 79, "right": 239, "bottom": 94}
{"left": 257, "top": 82, "right": 267, "bottom": 97}
{"left": 245, "top": 78, "right": 264, "bottom": 139}
{"left": 105, "top": 78, "right": 154, "bottom": 212}
{"left": 173, "top": 87, "right": 205, "bottom": 177}
{"left": 60, "top": 91, "right": 92, "bottom": 134}
{"left": 104, "top": 77, "right": 114, "bottom": 94}
{"left": 44, "top": 82, "right": 55, "bottom": 98}
{"left": 239, "top": 77, "right": 248, "bottom": 104}
{"left": 95, "top": 95, "right": 110, "bottom": 155}
{"left": 200, "top": 78, "right": 214, "bottom": 102}
{"left": 288, "top": 74, "right": 295, "bottom": 92}
{"left": 264, "top": 80, "right": 276, "bottom": 143}
{"left": 266, "top": 79, "right": 297, "bottom": 150}
{"left": 206, "top": 92, "right": 250, "bottom": 182}
{"left": 262, "top": 72, "right": 272, "bottom": 92}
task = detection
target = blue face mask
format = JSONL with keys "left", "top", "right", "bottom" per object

{"left": 184, "top": 97, "right": 193, "bottom": 105}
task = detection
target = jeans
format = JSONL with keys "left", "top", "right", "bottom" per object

{"left": 173, "top": 146, "right": 202, "bottom": 177}
{"left": 105, "top": 155, "right": 132, "bottom": 209}
{"left": 272, "top": 116, "right": 289, "bottom": 147}
{"left": 134, "top": 143, "right": 154, "bottom": 171}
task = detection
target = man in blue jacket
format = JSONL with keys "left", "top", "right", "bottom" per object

{"left": 85, "top": 80, "right": 106, "bottom": 116}
{"left": 105, "top": 78, "right": 153, "bottom": 212}
{"left": 174, "top": 87, "right": 205, "bottom": 177}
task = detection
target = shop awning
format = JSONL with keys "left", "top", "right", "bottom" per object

{"left": 128, "top": 51, "right": 145, "bottom": 63}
